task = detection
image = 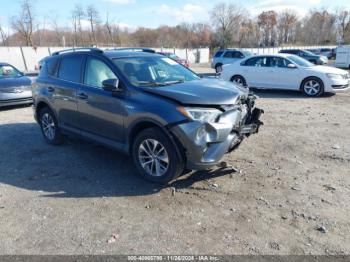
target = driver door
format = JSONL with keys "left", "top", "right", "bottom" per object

{"left": 77, "top": 56, "right": 126, "bottom": 143}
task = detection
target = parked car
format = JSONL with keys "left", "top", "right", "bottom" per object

{"left": 0, "top": 62, "right": 33, "bottom": 107}
{"left": 334, "top": 46, "right": 350, "bottom": 69}
{"left": 319, "top": 48, "right": 333, "bottom": 59}
{"left": 32, "top": 48, "right": 263, "bottom": 183}
{"left": 279, "top": 49, "right": 328, "bottom": 65}
{"left": 220, "top": 54, "right": 350, "bottom": 97}
{"left": 306, "top": 49, "right": 321, "bottom": 55}
{"left": 157, "top": 52, "right": 189, "bottom": 68}
{"left": 211, "top": 49, "right": 252, "bottom": 73}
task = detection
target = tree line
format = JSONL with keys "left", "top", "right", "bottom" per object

{"left": 0, "top": 0, "right": 349, "bottom": 48}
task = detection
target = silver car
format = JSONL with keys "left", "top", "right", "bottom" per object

{"left": 0, "top": 63, "right": 33, "bottom": 107}
{"left": 211, "top": 49, "right": 252, "bottom": 73}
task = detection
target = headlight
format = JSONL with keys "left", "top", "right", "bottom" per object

{"left": 177, "top": 107, "right": 221, "bottom": 123}
{"left": 326, "top": 73, "right": 343, "bottom": 80}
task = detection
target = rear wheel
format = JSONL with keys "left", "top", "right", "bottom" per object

{"left": 230, "top": 75, "right": 247, "bottom": 88}
{"left": 132, "top": 127, "right": 185, "bottom": 184}
{"left": 301, "top": 77, "right": 324, "bottom": 97}
{"left": 215, "top": 63, "right": 223, "bottom": 73}
{"left": 39, "top": 107, "right": 64, "bottom": 145}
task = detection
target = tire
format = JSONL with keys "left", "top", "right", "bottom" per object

{"left": 215, "top": 63, "right": 223, "bottom": 73}
{"left": 230, "top": 75, "right": 247, "bottom": 88}
{"left": 39, "top": 107, "right": 65, "bottom": 145}
{"left": 132, "top": 127, "right": 185, "bottom": 184}
{"left": 301, "top": 77, "right": 324, "bottom": 97}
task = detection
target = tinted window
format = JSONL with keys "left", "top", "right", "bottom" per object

{"left": 243, "top": 57, "right": 268, "bottom": 67}
{"left": 233, "top": 52, "right": 244, "bottom": 58}
{"left": 281, "top": 50, "right": 296, "bottom": 54}
{"left": 58, "top": 55, "right": 83, "bottom": 83}
{"left": 224, "top": 51, "right": 234, "bottom": 58}
{"left": 46, "top": 57, "right": 59, "bottom": 76}
{"left": 214, "top": 51, "right": 224, "bottom": 58}
{"left": 268, "top": 57, "right": 292, "bottom": 68}
{"left": 84, "top": 57, "right": 116, "bottom": 88}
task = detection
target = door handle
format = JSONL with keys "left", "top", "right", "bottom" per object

{"left": 78, "top": 93, "right": 89, "bottom": 100}
{"left": 47, "top": 86, "right": 55, "bottom": 92}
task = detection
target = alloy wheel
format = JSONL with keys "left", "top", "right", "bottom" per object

{"left": 304, "top": 80, "right": 321, "bottom": 96}
{"left": 138, "top": 139, "right": 169, "bottom": 177}
{"left": 41, "top": 113, "right": 56, "bottom": 140}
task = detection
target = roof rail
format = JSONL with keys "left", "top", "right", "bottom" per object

{"left": 105, "top": 47, "right": 156, "bottom": 53}
{"left": 52, "top": 47, "right": 103, "bottom": 56}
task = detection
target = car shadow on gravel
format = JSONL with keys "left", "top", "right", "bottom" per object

{"left": 251, "top": 89, "right": 335, "bottom": 99}
{"left": 0, "top": 123, "right": 236, "bottom": 198}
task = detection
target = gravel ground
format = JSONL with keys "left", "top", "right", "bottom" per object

{"left": 0, "top": 69, "right": 350, "bottom": 255}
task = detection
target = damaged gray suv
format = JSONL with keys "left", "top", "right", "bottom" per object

{"left": 32, "top": 48, "right": 263, "bottom": 183}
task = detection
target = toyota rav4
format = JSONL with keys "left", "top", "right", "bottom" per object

{"left": 32, "top": 48, "right": 263, "bottom": 183}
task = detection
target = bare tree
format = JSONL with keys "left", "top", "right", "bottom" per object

{"left": 0, "top": 22, "right": 9, "bottom": 46}
{"left": 10, "top": 0, "right": 35, "bottom": 46}
{"left": 71, "top": 4, "right": 85, "bottom": 46}
{"left": 210, "top": 3, "right": 244, "bottom": 48}
{"left": 277, "top": 10, "right": 298, "bottom": 44}
{"left": 335, "top": 8, "right": 350, "bottom": 44}
{"left": 258, "top": 11, "right": 278, "bottom": 46}
{"left": 86, "top": 5, "right": 100, "bottom": 46}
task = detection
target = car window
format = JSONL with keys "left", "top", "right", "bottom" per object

{"left": 46, "top": 57, "right": 59, "bottom": 77}
{"left": 223, "top": 51, "right": 234, "bottom": 58}
{"left": 214, "top": 51, "right": 224, "bottom": 58}
{"left": 0, "top": 65, "right": 22, "bottom": 78}
{"left": 58, "top": 55, "right": 83, "bottom": 83}
{"left": 268, "top": 57, "right": 292, "bottom": 68}
{"left": 233, "top": 51, "right": 244, "bottom": 58}
{"left": 84, "top": 57, "right": 117, "bottom": 88}
{"left": 244, "top": 57, "right": 268, "bottom": 67}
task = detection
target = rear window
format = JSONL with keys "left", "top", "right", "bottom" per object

{"left": 214, "top": 51, "right": 224, "bottom": 58}
{"left": 58, "top": 55, "right": 83, "bottom": 83}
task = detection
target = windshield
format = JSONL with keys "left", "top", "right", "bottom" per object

{"left": 287, "top": 55, "right": 314, "bottom": 67}
{"left": 301, "top": 50, "right": 316, "bottom": 56}
{"left": 242, "top": 51, "right": 252, "bottom": 57}
{"left": 113, "top": 56, "right": 199, "bottom": 87}
{"left": 0, "top": 65, "right": 22, "bottom": 79}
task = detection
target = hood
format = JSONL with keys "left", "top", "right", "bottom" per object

{"left": 142, "top": 78, "right": 247, "bottom": 105}
{"left": 307, "top": 65, "right": 348, "bottom": 75}
{"left": 0, "top": 76, "right": 32, "bottom": 89}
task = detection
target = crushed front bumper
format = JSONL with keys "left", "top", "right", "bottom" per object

{"left": 170, "top": 95, "right": 263, "bottom": 170}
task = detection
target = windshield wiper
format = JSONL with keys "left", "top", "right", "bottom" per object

{"left": 137, "top": 81, "right": 168, "bottom": 87}
{"left": 137, "top": 79, "right": 184, "bottom": 87}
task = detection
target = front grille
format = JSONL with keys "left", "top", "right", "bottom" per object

{"left": 0, "top": 86, "right": 31, "bottom": 94}
{"left": 342, "top": 74, "right": 350, "bottom": 79}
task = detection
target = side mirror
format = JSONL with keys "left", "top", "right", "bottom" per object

{"left": 102, "top": 78, "right": 121, "bottom": 92}
{"left": 287, "top": 64, "right": 297, "bottom": 69}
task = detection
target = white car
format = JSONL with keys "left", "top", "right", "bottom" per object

{"left": 220, "top": 54, "right": 350, "bottom": 97}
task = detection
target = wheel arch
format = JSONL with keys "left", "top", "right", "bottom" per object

{"left": 300, "top": 76, "right": 324, "bottom": 91}
{"left": 127, "top": 119, "right": 186, "bottom": 164}
{"left": 35, "top": 100, "right": 57, "bottom": 121}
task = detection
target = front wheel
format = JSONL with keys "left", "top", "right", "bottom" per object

{"left": 230, "top": 75, "right": 247, "bottom": 88}
{"left": 132, "top": 127, "right": 185, "bottom": 184}
{"left": 301, "top": 77, "right": 324, "bottom": 97}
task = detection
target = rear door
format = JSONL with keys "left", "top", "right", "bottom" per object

{"left": 240, "top": 56, "right": 271, "bottom": 88}
{"left": 77, "top": 55, "right": 126, "bottom": 143}
{"left": 53, "top": 54, "right": 84, "bottom": 129}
